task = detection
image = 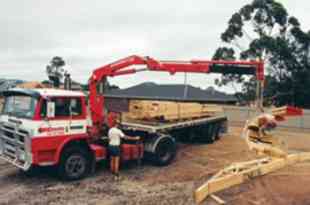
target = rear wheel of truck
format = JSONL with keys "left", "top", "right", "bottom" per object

{"left": 214, "top": 122, "right": 222, "bottom": 141}
{"left": 58, "top": 147, "right": 90, "bottom": 180}
{"left": 205, "top": 123, "right": 218, "bottom": 143}
{"left": 153, "top": 135, "right": 176, "bottom": 166}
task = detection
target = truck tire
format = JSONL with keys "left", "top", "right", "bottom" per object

{"left": 153, "top": 135, "right": 176, "bottom": 166}
{"left": 58, "top": 146, "right": 90, "bottom": 180}
{"left": 205, "top": 124, "right": 217, "bottom": 143}
{"left": 214, "top": 123, "right": 221, "bottom": 141}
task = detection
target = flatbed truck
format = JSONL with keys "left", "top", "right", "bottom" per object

{"left": 0, "top": 55, "right": 264, "bottom": 180}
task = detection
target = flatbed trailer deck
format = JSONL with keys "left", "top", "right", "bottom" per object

{"left": 121, "top": 115, "right": 228, "bottom": 134}
{"left": 115, "top": 115, "right": 228, "bottom": 166}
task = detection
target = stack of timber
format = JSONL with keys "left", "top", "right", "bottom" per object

{"left": 122, "top": 100, "right": 223, "bottom": 122}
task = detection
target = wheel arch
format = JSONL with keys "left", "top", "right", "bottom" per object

{"left": 54, "top": 135, "right": 93, "bottom": 164}
{"left": 144, "top": 133, "right": 175, "bottom": 154}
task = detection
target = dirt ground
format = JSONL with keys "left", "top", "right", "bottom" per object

{"left": 0, "top": 126, "right": 310, "bottom": 205}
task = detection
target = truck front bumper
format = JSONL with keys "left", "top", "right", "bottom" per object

{"left": 0, "top": 123, "right": 32, "bottom": 171}
{"left": 0, "top": 152, "right": 32, "bottom": 171}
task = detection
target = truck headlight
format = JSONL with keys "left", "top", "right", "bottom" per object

{"left": 18, "top": 151, "right": 26, "bottom": 161}
{"left": 0, "top": 140, "right": 3, "bottom": 155}
{"left": 28, "top": 129, "right": 35, "bottom": 136}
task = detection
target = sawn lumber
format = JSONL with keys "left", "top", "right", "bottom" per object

{"left": 122, "top": 100, "right": 223, "bottom": 121}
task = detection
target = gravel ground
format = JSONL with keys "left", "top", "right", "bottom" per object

{"left": 0, "top": 127, "right": 309, "bottom": 205}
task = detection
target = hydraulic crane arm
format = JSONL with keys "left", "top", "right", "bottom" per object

{"left": 89, "top": 55, "right": 264, "bottom": 137}
{"left": 91, "top": 55, "right": 264, "bottom": 80}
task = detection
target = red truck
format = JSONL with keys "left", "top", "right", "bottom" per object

{"left": 0, "top": 55, "right": 264, "bottom": 180}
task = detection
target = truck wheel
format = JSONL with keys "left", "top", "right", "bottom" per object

{"left": 153, "top": 136, "right": 176, "bottom": 166}
{"left": 206, "top": 124, "right": 217, "bottom": 143}
{"left": 58, "top": 147, "right": 90, "bottom": 180}
{"left": 214, "top": 123, "right": 221, "bottom": 141}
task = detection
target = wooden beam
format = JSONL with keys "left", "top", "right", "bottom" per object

{"left": 194, "top": 152, "right": 310, "bottom": 204}
{"left": 194, "top": 173, "right": 243, "bottom": 204}
{"left": 122, "top": 100, "right": 223, "bottom": 121}
{"left": 210, "top": 194, "right": 226, "bottom": 204}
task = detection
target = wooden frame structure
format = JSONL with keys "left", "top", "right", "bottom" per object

{"left": 194, "top": 152, "right": 310, "bottom": 204}
{"left": 194, "top": 106, "right": 307, "bottom": 204}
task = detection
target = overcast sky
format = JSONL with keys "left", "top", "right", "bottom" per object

{"left": 1, "top": 0, "right": 309, "bottom": 92}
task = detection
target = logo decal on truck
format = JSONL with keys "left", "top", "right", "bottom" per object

{"left": 39, "top": 127, "right": 65, "bottom": 135}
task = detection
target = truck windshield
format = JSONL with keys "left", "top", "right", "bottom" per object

{"left": 2, "top": 95, "right": 38, "bottom": 119}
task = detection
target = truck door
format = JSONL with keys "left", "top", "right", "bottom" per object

{"left": 39, "top": 97, "right": 87, "bottom": 136}
{"left": 67, "top": 97, "right": 87, "bottom": 134}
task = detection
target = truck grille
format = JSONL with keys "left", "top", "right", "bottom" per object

{"left": 0, "top": 122, "right": 31, "bottom": 170}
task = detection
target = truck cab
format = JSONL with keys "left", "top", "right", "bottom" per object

{"left": 0, "top": 88, "right": 144, "bottom": 180}
{"left": 0, "top": 88, "right": 95, "bottom": 179}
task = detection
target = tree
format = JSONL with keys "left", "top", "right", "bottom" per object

{"left": 214, "top": 0, "right": 310, "bottom": 107}
{"left": 46, "top": 56, "right": 66, "bottom": 88}
{"left": 50, "top": 56, "right": 65, "bottom": 68}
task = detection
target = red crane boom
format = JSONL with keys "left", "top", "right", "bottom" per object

{"left": 89, "top": 55, "right": 264, "bottom": 136}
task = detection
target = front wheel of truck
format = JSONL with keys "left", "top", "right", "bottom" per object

{"left": 58, "top": 146, "right": 90, "bottom": 180}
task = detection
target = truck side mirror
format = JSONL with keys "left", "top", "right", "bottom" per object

{"left": 47, "top": 101, "right": 55, "bottom": 118}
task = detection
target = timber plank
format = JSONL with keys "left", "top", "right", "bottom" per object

{"left": 195, "top": 174, "right": 243, "bottom": 204}
{"left": 210, "top": 194, "right": 226, "bottom": 204}
{"left": 122, "top": 100, "right": 223, "bottom": 121}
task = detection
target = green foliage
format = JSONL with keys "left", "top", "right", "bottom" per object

{"left": 213, "top": 47, "right": 245, "bottom": 87}
{"left": 41, "top": 80, "right": 50, "bottom": 84}
{"left": 51, "top": 56, "right": 65, "bottom": 68}
{"left": 214, "top": 0, "right": 310, "bottom": 108}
